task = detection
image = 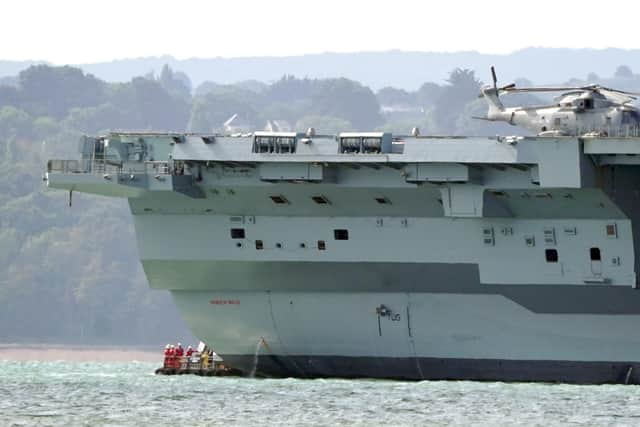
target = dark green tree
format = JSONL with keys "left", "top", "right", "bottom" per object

{"left": 18, "top": 65, "right": 106, "bottom": 119}
{"left": 432, "top": 68, "right": 482, "bottom": 133}
{"left": 188, "top": 92, "right": 259, "bottom": 132}
{"left": 158, "top": 64, "right": 192, "bottom": 100}
{"left": 108, "top": 77, "right": 190, "bottom": 131}
{"left": 377, "top": 87, "right": 414, "bottom": 105}
{"left": 310, "top": 78, "right": 382, "bottom": 130}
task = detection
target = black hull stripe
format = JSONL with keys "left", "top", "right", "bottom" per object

{"left": 146, "top": 261, "right": 640, "bottom": 314}
{"left": 224, "top": 354, "right": 640, "bottom": 384}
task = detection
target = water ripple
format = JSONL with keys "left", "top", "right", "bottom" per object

{"left": 2, "top": 361, "right": 640, "bottom": 426}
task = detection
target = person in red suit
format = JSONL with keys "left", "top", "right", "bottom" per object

{"left": 163, "top": 344, "right": 171, "bottom": 368}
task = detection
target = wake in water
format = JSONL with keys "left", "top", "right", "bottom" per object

{"left": 249, "top": 337, "right": 264, "bottom": 378}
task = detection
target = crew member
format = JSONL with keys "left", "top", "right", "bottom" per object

{"left": 186, "top": 346, "right": 193, "bottom": 357}
{"left": 171, "top": 345, "right": 181, "bottom": 369}
{"left": 201, "top": 349, "right": 209, "bottom": 370}
{"left": 176, "top": 343, "right": 184, "bottom": 357}
{"left": 163, "top": 344, "right": 171, "bottom": 367}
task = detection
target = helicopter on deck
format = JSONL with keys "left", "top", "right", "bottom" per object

{"left": 478, "top": 67, "right": 640, "bottom": 137}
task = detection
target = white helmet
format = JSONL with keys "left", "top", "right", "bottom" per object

{"left": 165, "top": 344, "right": 170, "bottom": 349}
{"left": 177, "top": 342, "right": 182, "bottom": 347}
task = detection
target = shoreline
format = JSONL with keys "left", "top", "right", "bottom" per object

{"left": 0, "top": 343, "right": 163, "bottom": 362}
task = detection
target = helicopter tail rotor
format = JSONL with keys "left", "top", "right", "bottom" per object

{"left": 491, "top": 66, "right": 498, "bottom": 92}
{"left": 478, "top": 66, "right": 507, "bottom": 118}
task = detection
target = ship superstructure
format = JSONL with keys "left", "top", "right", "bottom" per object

{"left": 46, "top": 130, "right": 640, "bottom": 383}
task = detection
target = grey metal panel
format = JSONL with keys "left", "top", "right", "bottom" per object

{"left": 169, "top": 134, "right": 535, "bottom": 165}
{"left": 534, "top": 138, "right": 582, "bottom": 187}
{"left": 584, "top": 138, "right": 640, "bottom": 154}
{"left": 259, "top": 163, "right": 323, "bottom": 181}
{"left": 439, "top": 185, "right": 484, "bottom": 217}
{"left": 404, "top": 163, "right": 480, "bottom": 183}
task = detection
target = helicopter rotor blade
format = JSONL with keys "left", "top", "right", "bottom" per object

{"left": 499, "top": 83, "right": 516, "bottom": 92}
{"left": 597, "top": 86, "right": 640, "bottom": 97}
{"left": 491, "top": 66, "right": 498, "bottom": 91}
{"left": 501, "top": 86, "right": 586, "bottom": 94}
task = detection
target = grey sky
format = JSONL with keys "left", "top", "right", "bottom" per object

{"left": 4, "top": 0, "right": 639, "bottom": 63}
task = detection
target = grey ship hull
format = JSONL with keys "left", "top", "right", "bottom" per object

{"left": 152, "top": 261, "right": 640, "bottom": 383}
{"left": 46, "top": 133, "right": 640, "bottom": 383}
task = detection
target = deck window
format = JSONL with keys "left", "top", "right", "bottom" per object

{"left": 312, "top": 195, "right": 330, "bottom": 205}
{"left": 334, "top": 229, "right": 349, "bottom": 240}
{"left": 230, "top": 228, "right": 245, "bottom": 239}
{"left": 270, "top": 195, "right": 289, "bottom": 204}
{"left": 545, "top": 249, "right": 558, "bottom": 263}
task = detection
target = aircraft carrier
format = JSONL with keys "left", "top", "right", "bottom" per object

{"left": 45, "top": 130, "right": 640, "bottom": 383}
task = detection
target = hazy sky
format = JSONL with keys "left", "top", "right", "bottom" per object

{"left": 4, "top": 0, "right": 640, "bottom": 63}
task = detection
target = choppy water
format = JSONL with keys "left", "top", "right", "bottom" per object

{"left": 2, "top": 361, "right": 640, "bottom": 426}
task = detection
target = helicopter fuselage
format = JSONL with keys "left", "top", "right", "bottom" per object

{"left": 482, "top": 85, "right": 640, "bottom": 136}
{"left": 504, "top": 106, "right": 638, "bottom": 136}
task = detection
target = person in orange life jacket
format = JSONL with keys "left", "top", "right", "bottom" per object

{"left": 175, "top": 343, "right": 184, "bottom": 357}
{"left": 186, "top": 346, "right": 194, "bottom": 357}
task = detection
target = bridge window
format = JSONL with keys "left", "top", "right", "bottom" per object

{"left": 255, "top": 240, "right": 263, "bottom": 250}
{"left": 545, "top": 249, "right": 558, "bottom": 263}
{"left": 317, "top": 240, "right": 326, "bottom": 250}
{"left": 590, "top": 247, "right": 601, "bottom": 261}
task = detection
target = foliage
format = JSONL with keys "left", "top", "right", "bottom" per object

{"left": 431, "top": 68, "right": 482, "bottom": 133}
{"left": 158, "top": 64, "right": 192, "bottom": 100}
{"left": 310, "top": 78, "right": 382, "bottom": 130}
{"left": 377, "top": 87, "right": 414, "bottom": 106}
{"left": 17, "top": 65, "right": 107, "bottom": 119}
{"left": 295, "top": 115, "right": 353, "bottom": 134}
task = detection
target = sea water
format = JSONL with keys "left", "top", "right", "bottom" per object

{"left": 1, "top": 360, "right": 640, "bottom": 426}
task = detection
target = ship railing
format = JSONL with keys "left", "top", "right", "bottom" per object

{"left": 145, "top": 161, "right": 170, "bottom": 175}
{"left": 578, "top": 126, "right": 640, "bottom": 138}
{"left": 48, "top": 160, "right": 175, "bottom": 177}
{"left": 47, "top": 159, "right": 122, "bottom": 174}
